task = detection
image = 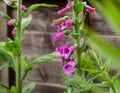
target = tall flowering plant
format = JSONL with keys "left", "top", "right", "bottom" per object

{"left": 0, "top": 0, "right": 57, "bottom": 93}
{"left": 52, "top": 0, "right": 120, "bottom": 93}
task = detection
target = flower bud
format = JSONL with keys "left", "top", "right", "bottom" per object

{"left": 57, "top": 8, "right": 67, "bottom": 15}
{"left": 52, "top": 32, "right": 65, "bottom": 43}
{"left": 7, "top": 19, "right": 15, "bottom": 26}
{"left": 86, "top": 5, "right": 96, "bottom": 13}
{"left": 66, "top": 2, "right": 73, "bottom": 9}
{"left": 20, "top": 5, "right": 27, "bottom": 11}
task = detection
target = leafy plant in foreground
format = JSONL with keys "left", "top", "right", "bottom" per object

{"left": 0, "top": 0, "right": 57, "bottom": 93}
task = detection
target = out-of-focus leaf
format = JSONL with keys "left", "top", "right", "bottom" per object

{"left": 21, "top": 52, "right": 58, "bottom": 80}
{"left": 21, "top": 15, "right": 32, "bottom": 33}
{"left": 3, "top": 0, "right": 17, "bottom": 8}
{"left": 0, "top": 48, "right": 13, "bottom": 67}
{"left": 0, "top": 82, "right": 9, "bottom": 93}
{"left": 0, "top": 64, "right": 9, "bottom": 70}
{"left": 87, "top": 32, "right": 120, "bottom": 69}
{"left": 22, "top": 82, "right": 36, "bottom": 93}
{"left": 22, "top": 4, "right": 57, "bottom": 16}
{"left": 0, "top": 11, "right": 11, "bottom": 21}
{"left": 8, "top": 86, "right": 16, "bottom": 93}
{"left": 89, "top": 0, "right": 120, "bottom": 36}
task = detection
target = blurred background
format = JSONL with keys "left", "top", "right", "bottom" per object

{"left": 0, "top": 0, "right": 119, "bottom": 93}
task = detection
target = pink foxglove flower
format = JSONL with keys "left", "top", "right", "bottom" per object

{"left": 52, "top": 32, "right": 65, "bottom": 43}
{"left": 66, "top": 2, "right": 73, "bottom": 9}
{"left": 63, "top": 45, "right": 76, "bottom": 60}
{"left": 20, "top": 5, "right": 27, "bottom": 11}
{"left": 7, "top": 19, "right": 15, "bottom": 26}
{"left": 56, "top": 44, "right": 69, "bottom": 55}
{"left": 56, "top": 44, "right": 76, "bottom": 60}
{"left": 63, "top": 61, "right": 76, "bottom": 76}
{"left": 57, "top": 19, "right": 73, "bottom": 31}
{"left": 57, "top": 8, "right": 67, "bottom": 15}
{"left": 86, "top": 5, "right": 96, "bottom": 13}
{"left": 57, "top": 2, "right": 73, "bottom": 15}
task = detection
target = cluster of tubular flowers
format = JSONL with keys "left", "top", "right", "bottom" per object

{"left": 52, "top": 2, "right": 96, "bottom": 76}
{"left": 52, "top": 2, "right": 76, "bottom": 76}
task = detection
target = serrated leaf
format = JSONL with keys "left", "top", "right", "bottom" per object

{"left": 0, "top": 11, "right": 11, "bottom": 21}
{"left": 22, "top": 3, "right": 57, "bottom": 16}
{"left": 22, "top": 82, "right": 36, "bottom": 93}
{"left": 21, "top": 52, "right": 58, "bottom": 80}
{"left": 21, "top": 15, "right": 32, "bottom": 33}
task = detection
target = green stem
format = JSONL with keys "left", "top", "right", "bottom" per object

{"left": 16, "top": 0, "right": 22, "bottom": 93}
{"left": 16, "top": 56, "right": 22, "bottom": 93}
{"left": 73, "top": 2, "right": 81, "bottom": 71}
{"left": 17, "top": 0, "right": 22, "bottom": 40}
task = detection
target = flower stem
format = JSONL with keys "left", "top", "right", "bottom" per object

{"left": 73, "top": 1, "right": 82, "bottom": 75}
{"left": 16, "top": 0, "right": 22, "bottom": 93}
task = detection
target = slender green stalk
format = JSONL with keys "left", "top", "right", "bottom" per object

{"left": 17, "top": 0, "right": 22, "bottom": 40}
{"left": 73, "top": 0, "right": 81, "bottom": 73}
{"left": 16, "top": 0, "right": 22, "bottom": 93}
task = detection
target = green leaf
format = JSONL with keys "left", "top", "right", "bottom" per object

{"left": 80, "top": 44, "right": 86, "bottom": 53}
{"left": 0, "top": 90, "right": 4, "bottom": 93}
{"left": 0, "top": 82, "right": 9, "bottom": 90}
{"left": 87, "top": 32, "right": 120, "bottom": 70}
{"left": 0, "top": 48, "right": 13, "bottom": 67}
{"left": 71, "top": 34, "right": 80, "bottom": 40}
{"left": 22, "top": 4, "right": 57, "bottom": 16}
{"left": 65, "top": 76, "right": 92, "bottom": 92}
{"left": 0, "top": 11, "right": 11, "bottom": 21}
{"left": 8, "top": 86, "right": 16, "bottom": 93}
{"left": 0, "top": 64, "right": 9, "bottom": 70}
{"left": 21, "top": 52, "right": 58, "bottom": 80}
{"left": 22, "top": 57, "right": 29, "bottom": 70}
{"left": 0, "top": 82, "right": 9, "bottom": 93}
{"left": 21, "top": 15, "right": 32, "bottom": 33}
{"left": 22, "top": 82, "right": 36, "bottom": 93}
{"left": 89, "top": 0, "right": 120, "bottom": 36}
{"left": 110, "top": 78, "right": 120, "bottom": 93}
{"left": 3, "top": 40, "right": 22, "bottom": 56}
{"left": 3, "top": 0, "right": 17, "bottom": 8}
